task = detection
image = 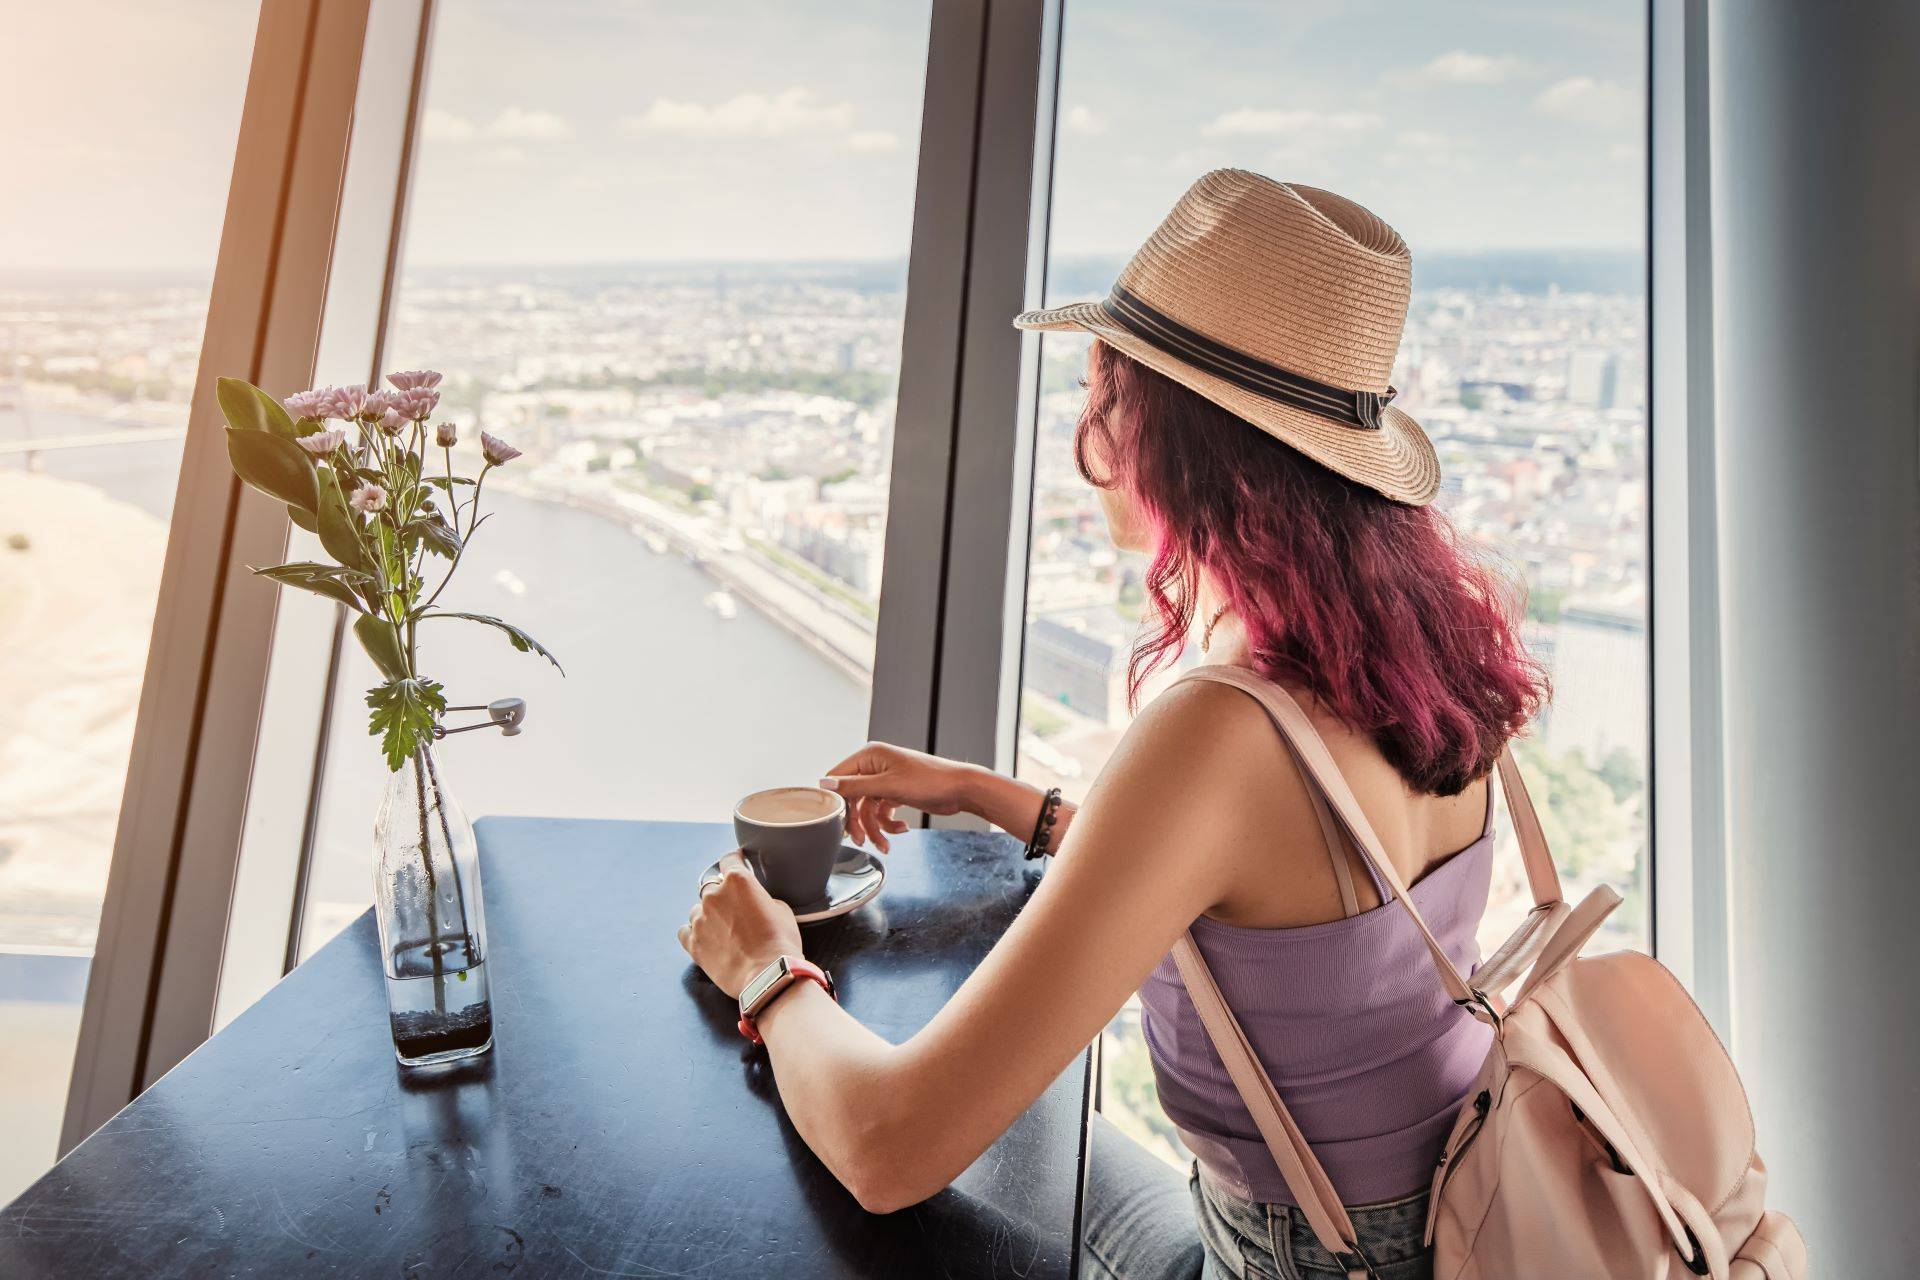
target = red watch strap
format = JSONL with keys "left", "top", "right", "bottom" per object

{"left": 737, "top": 957, "right": 835, "bottom": 1045}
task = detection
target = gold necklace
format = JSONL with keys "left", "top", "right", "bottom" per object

{"left": 1201, "top": 603, "right": 1231, "bottom": 653}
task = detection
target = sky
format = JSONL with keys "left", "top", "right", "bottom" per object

{"left": 0, "top": 0, "right": 1645, "bottom": 273}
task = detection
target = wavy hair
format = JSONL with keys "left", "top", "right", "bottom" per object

{"left": 1075, "top": 341, "right": 1547, "bottom": 796}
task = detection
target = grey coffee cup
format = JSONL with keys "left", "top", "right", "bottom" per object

{"left": 733, "top": 786, "right": 847, "bottom": 907}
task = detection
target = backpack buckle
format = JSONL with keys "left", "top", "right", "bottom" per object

{"left": 1453, "top": 990, "right": 1501, "bottom": 1027}
{"left": 1332, "top": 1249, "right": 1379, "bottom": 1278}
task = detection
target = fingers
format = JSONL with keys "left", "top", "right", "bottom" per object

{"left": 861, "top": 797, "right": 889, "bottom": 853}
{"left": 844, "top": 797, "right": 908, "bottom": 851}
{"left": 717, "top": 849, "right": 748, "bottom": 876}
{"left": 676, "top": 923, "right": 692, "bottom": 955}
{"left": 819, "top": 772, "right": 882, "bottom": 801}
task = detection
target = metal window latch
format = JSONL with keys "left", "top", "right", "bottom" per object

{"left": 435, "top": 697, "right": 528, "bottom": 738}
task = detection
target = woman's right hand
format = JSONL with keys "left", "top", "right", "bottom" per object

{"left": 819, "top": 743, "right": 984, "bottom": 852}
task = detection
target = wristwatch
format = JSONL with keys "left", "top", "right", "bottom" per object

{"left": 737, "top": 955, "right": 835, "bottom": 1044}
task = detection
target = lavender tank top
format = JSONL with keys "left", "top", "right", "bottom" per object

{"left": 1137, "top": 737, "right": 1495, "bottom": 1209}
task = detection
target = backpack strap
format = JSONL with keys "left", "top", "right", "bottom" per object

{"left": 1305, "top": 771, "right": 1364, "bottom": 917}
{"left": 1170, "top": 934, "right": 1371, "bottom": 1277}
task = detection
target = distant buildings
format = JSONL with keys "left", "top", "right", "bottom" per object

{"left": 1567, "top": 349, "right": 1620, "bottom": 410}
{"left": 1543, "top": 603, "right": 1647, "bottom": 769}
{"left": 7, "top": 263, "right": 1651, "bottom": 806}
{"left": 1026, "top": 607, "right": 1132, "bottom": 726}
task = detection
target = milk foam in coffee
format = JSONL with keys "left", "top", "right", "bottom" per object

{"left": 737, "top": 787, "right": 840, "bottom": 825}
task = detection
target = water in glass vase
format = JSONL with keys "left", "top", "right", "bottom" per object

{"left": 375, "top": 745, "right": 494, "bottom": 1067}
{"left": 387, "top": 936, "right": 493, "bottom": 1065}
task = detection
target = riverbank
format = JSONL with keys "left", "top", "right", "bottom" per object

{"left": 494, "top": 469, "right": 876, "bottom": 684}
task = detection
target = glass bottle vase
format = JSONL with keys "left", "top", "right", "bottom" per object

{"left": 372, "top": 744, "right": 493, "bottom": 1066}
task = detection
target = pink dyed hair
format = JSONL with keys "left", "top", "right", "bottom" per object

{"left": 1075, "top": 341, "right": 1548, "bottom": 796}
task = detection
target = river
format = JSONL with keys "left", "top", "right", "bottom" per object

{"left": 1, "top": 406, "right": 872, "bottom": 945}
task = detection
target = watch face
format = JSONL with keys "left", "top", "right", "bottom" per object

{"left": 740, "top": 958, "right": 790, "bottom": 1014}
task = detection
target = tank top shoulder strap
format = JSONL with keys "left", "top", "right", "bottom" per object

{"left": 1176, "top": 664, "right": 1381, "bottom": 911}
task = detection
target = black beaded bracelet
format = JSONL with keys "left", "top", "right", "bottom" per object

{"left": 1024, "top": 787, "right": 1064, "bottom": 860}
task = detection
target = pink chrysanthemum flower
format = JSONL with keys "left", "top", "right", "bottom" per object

{"left": 331, "top": 385, "right": 370, "bottom": 420}
{"left": 296, "top": 428, "right": 346, "bottom": 456}
{"left": 395, "top": 386, "right": 440, "bottom": 420}
{"left": 479, "top": 431, "right": 522, "bottom": 467}
{"left": 387, "top": 370, "right": 444, "bottom": 392}
{"left": 348, "top": 483, "right": 387, "bottom": 514}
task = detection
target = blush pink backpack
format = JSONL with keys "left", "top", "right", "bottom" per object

{"left": 1171, "top": 667, "right": 1807, "bottom": 1280}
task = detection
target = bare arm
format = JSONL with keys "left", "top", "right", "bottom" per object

{"left": 819, "top": 744, "right": 1080, "bottom": 856}
{"left": 682, "top": 681, "right": 1273, "bottom": 1213}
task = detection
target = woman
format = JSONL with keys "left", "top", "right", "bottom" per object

{"left": 681, "top": 170, "right": 1547, "bottom": 1279}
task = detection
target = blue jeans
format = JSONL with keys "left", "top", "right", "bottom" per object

{"left": 1081, "top": 1114, "right": 1432, "bottom": 1280}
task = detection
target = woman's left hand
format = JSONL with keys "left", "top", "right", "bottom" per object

{"left": 679, "top": 851, "right": 805, "bottom": 999}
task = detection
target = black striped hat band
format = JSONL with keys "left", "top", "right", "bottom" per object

{"left": 1098, "top": 285, "right": 1395, "bottom": 431}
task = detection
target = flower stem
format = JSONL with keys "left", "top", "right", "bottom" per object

{"left": 411, "top": 747, "right": 447, "bottom": 1019}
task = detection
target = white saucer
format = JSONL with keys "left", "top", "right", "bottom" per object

{"left": 700, "top": 845, "right": 887, "bottom": 924}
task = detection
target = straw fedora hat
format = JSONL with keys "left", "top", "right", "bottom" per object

{"left": 1015, "top": 169, "right": 1438, "bottom": 505}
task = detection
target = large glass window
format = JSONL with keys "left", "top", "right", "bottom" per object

{"left": 295, "top": 1, "right": 931, "bottom": 957}
{"left": 0, "top": 0, "right": 256, "bottom": 1200}
{"left": 1024, "top": 1, "right": 1649, "bottom": 1163}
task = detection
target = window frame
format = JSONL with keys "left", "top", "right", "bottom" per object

{"left": 68, "top": 0, "right": 1713, "bottom": 1155}
{"left": 60, "top": 0, "right": 394, "bottom": 1151}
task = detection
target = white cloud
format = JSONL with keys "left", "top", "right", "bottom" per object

{"left": 625, "top": 88, "right": 857, "bottom": 139}
{"left": 1200, "top": 108, "right": 1381, "bottom": 138}
{"left": 422, "top": 109, "right": 477, "bottom": 143}
{"left": 847, "top": 130, "right": 901, "bottom": 153}
{"left": 1533, "top": 77, "right": 1638, "bottom": 129}
{"left": 1063, "top": 105, "right": 1107, "bottom": 136}
{"left": 487, "top": 107, "right": 573, "bottom": 141}
{"left": 424, "top": 107, "right": 572, "bottom": 144}
{"left": 1420, "top": 51, "right": 1526, "bottom": 85}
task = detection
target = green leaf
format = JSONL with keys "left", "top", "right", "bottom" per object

{"left": 251, "top": 561, "right": 373, "bottom": 611}
{"left": 353, "top": 614, "right": 409, "bottom": 681}
{"left": 412, "top": 511, "right": 461, "bottom": 559}
{"left": 288, "top": 504, "right": 317, "bottom": 533}
{"left": 216, "top": 377, "right": 270, "bottom": 431}
{"left": 316, "top": 470, "right": 370, "bottom": 572}
{"left": 215, "top": 377, "right": 299, "bottom": 439}
{"left": 424, "top": 476, "right": 476, "bottom": 490}
{"left": 259, "top": 393, "right": 298, "bottom": 440}
{"left": 365, "top": 677, "right": 446, "bottom": 772}
{"left": 226, "top": 427, "right": 319, "bottom": 514}
{"left": 423, "top": 611, "right": 564, "bottom": 675}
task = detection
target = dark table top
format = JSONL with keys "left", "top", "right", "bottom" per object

{"left": 0, "top": 820, "right": 1091, "bottom": 1279}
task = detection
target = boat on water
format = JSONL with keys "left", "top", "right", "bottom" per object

{"left": 703, "top": 590, "right": 737, "bottom": 620}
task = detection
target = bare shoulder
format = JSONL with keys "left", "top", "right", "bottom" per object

{"left": 1114, "top": 674, "right": 1285, "bottom": 768}
{"left": 1094, "top": 676, "right": 1325, "bottom": 850}
{"left": 1088, "top": 673, "right": 1366, "bottom": 925}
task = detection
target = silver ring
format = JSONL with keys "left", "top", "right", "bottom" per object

{"left": 699, "top": 878, "right": 722, "bottom": 897}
